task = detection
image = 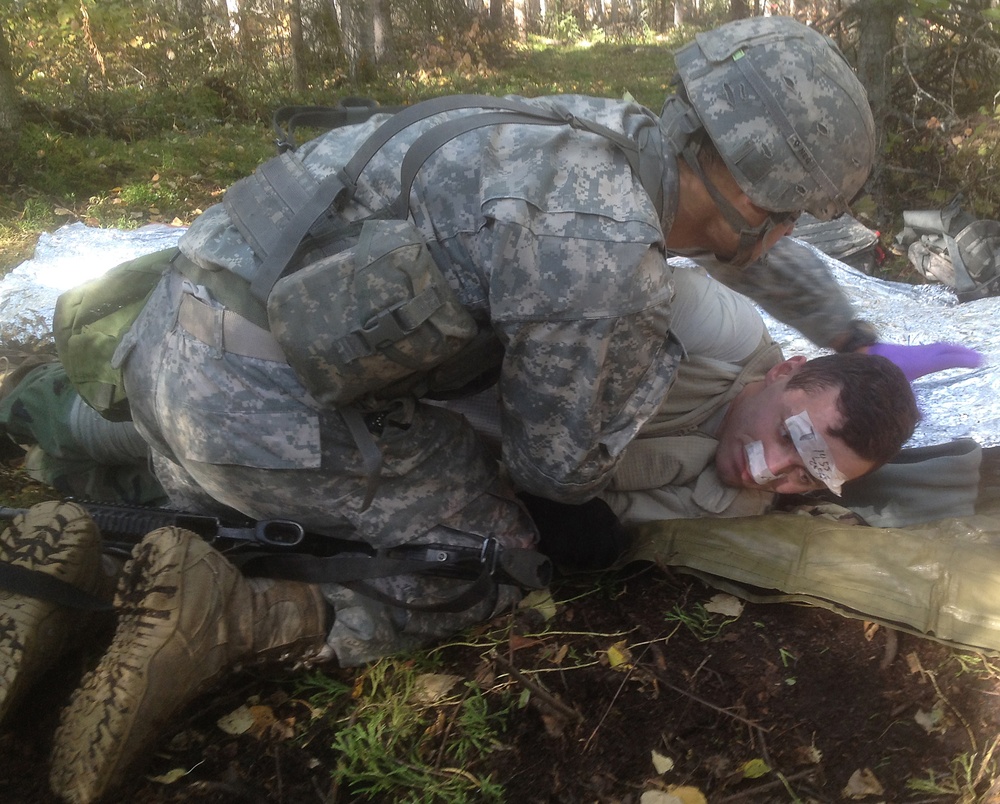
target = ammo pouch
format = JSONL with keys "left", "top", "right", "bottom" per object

{"left": 267, "top": 218, "right": 478, "bottom": 406}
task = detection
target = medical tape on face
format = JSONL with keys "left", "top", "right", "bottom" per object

{"left": 745, "top": 440, "right": 779, "bottom": 484}
{"left": 784, "top": 410, "right": 847, "bottom": 495}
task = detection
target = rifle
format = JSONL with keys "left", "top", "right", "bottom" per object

{"left": 0, "top": 501, "right": 551, "bottom": 612}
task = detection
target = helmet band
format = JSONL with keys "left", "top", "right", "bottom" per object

{"left": 730, "top": 49, "right": 847, "bottom": 216}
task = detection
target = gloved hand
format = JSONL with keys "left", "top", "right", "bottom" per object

{"left": 867, "top": 342, "right": 984, "bottom": 381}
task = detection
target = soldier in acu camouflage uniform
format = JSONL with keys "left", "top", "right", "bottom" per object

{"left": 0, "top": 16, "right": 978, "bottom": 803}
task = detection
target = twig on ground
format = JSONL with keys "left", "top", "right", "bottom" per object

{"left": 713, "top": 769, "right": 818, "bottom": 803}
{"left": 491, "top": 651, "right": 583, "bottom": 723}
{"left": 651, "top": 670, "right": 769, "bottom": 732}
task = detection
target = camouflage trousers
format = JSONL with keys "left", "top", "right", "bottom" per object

{"left": 119, "top": 268, "right": 536, "bottom": 665}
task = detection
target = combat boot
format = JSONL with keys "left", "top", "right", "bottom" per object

{"left": 49, "top": 525, "right": 331, "bottom": 804}
{"left": 0, "top": 501, "right": 115, "bottom": 724}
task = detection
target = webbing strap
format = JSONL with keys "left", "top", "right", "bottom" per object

{"left": 247, "top": 170, "right": 351, "bottom": 302}
{"left": 0, "top": 563, "right": 112, "bottom": 611}
{"left": 239, "top": 551, "right": 495, "bottom": 613}
{"left": 943, "top": 233, "right": 979, "bottom": 296}
{"left": 225, "top": 152, "right": 320, "bottom": 267}
{"left": 340, "top": 407, "right": 383, "bottom": 511}
{"left": 731, "top": 51, "right": 846, "bottom": 215}
{"left": 234, "top": 94, "right": 662, "bottom": 303}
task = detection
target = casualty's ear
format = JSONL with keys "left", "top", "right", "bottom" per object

{"left": 764, "top": 355, "right": 807, "bottom": 384}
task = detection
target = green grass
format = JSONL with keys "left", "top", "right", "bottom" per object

{"left": 0, "top": 40, "right": 685, "bottom": 274}
{"left": 294, "top": 657, "right": 510, "bottom": 803}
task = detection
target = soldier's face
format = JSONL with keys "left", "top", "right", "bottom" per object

{"left": 714, "top": 357, "right": 875, "bottom": 495}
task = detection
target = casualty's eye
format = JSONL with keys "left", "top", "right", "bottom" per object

{"left": 780, "top": 426, "right": 792, "bottom": 442}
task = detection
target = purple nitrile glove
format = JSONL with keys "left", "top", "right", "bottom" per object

{"left": 867, "top": 342, "right": 985, "bottom": 381}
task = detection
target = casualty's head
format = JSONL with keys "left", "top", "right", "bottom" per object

{"left": 661, "top": 16, "right": 876, "bottom": 266}
{"left": 714, "top": 352, "right": 920, "bottom": 495}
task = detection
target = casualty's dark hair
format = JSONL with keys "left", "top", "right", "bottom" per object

{"left": 785, "top": 352, "right": 920, "bottom": 467}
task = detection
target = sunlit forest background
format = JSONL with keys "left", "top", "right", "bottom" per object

{"left": 2, "top": 0, "right": 1000, "bottom": 267}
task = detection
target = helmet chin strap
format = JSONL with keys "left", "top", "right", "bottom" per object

{"left": 681, "top": 142, "right": 772, "bottom": 268}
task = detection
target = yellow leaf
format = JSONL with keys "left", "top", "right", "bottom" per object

{"left": 519, "top": 589, "right": 556, "bottom": 620}
{"left": 607, "top": 640, "right": 633, "bottom": 669}
{"left": 666, "top": 786, "right": 708, "bottom": 804}
{"left": 651, "top": 749, "right": 674, "bottom": 774}
{"left": 741, "top": 758, "right": 770, "bottom": 779}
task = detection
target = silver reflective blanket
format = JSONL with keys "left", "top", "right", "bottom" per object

{"left": 1, "top": 225, "right": 994, "bottom": 448}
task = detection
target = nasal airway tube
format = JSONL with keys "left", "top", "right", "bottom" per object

{"left": 745, "top": 440, "right": 778, "bottom": 485}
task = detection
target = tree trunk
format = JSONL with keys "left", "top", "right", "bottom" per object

{"left": 0, "top": 25, "right": 20, "bottom": 184}
{"left": 340, "top": 0, "right": 393, "bottom": 82}
{"left": 854, "top": 0, "right": 903, "bottom": 222}
{"left": 289, "top": 0, "right": 306, "bottom": 92}
{"left": 176, "top": 0, "right": 206, "bottom": 36}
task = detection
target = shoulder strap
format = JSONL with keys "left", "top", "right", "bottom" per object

{"left": 225, "top": 94, "right": 664, "bottom": 304}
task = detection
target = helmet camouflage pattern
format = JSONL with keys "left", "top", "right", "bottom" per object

{"left": 673, "top": 16, "right": 875, "bottom": 220}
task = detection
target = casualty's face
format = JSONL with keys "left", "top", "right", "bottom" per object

{"left": 714, "top": 364, "right": 876, "bottom": 495}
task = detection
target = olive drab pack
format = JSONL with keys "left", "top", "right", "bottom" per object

{"left": 52, "top": 249, "right": 174, "bottom": 421}
{"left": 217, "top": 94, "right": 665, "bottom": 406}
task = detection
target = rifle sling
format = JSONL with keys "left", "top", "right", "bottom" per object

{"left": 0, "top": 562, "right": 113, "bottom": 611}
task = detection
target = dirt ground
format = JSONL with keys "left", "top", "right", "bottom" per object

{"left": 3, "top": 456, "right": 1000, "bottom": 804}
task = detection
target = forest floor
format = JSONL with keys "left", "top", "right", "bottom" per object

{"left": 2, "top": 454, "right": 1000, "bottom": 804}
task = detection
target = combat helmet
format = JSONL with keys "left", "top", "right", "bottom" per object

{"left": 668, "top": 16, "right": 875, "bottom": 221}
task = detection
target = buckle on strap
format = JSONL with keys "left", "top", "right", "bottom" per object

{"left": 391, "top": 538, "right": 552, "bottom": 590}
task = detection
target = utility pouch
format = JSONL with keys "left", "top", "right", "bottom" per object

{"left": 266, "top": 218, "right": 479, "bottom": 405}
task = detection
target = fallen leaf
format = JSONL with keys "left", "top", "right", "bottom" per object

{"left": 509, "top": 634, "right": 541, "bottom": 652}
{"left": 411, "top": 673, "right": 461, "bottom": 705}
{"left": 842, "top": 768, "right": 884, "bottom": 798}
{"left": 741, "top": 758, "right": 770, "bottom": 779}
{"left": 640, "top": 792, "right": 682, "bottom": 804}
{"left": 246, "top": 704, "right": 278, "bottom": 739}
{"left": 217, "top": 704, "right": 256, "bottom": 736}
{"left": 704, "top": 594, "right": 743, "bottom": 618}
{"left": 667, "top": 787, "right": 708, "bottom": 804}
{"left": 640, "top": 786, "right": 708, "bottom": 804}
{"left": 790, "top": 744, "right": 822, "bottom": 766}
{"left": 519, "top": 589, "right": 557, "bottom": 621}
{"left": 147, "top": 760, "right": 203, "bottom": 785}
{"left": 651, "top": 749, "right": 675, "bottom": 774}
{"left": 547, "top": 643, "right": 569, "bottom": 665}
{"left": 607, "top": 640, "right": 633, "bottom": 670}
{"left": 915, "top": 706, "right": 947, "bottom": 734}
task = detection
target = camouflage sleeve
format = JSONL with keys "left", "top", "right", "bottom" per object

{"left": 694, "top": 237, "right": 878, "bottom": 352}
{"left": 496, "top": 306, "right": 680, "bottom": 504}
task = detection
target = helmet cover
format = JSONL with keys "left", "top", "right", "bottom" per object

{"left": 673, "top": 16, "right": 875, "bottom": 220}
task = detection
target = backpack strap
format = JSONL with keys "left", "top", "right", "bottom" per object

{"left": 224, "top": 94, "right": 664, "bottom": 304}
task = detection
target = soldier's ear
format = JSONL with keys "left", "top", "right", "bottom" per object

{"left": 763, "top": 355, "right": 807, "bottom": 385}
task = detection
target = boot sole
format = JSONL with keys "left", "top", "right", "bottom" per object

{"left": 0, "top": 501, "right": 101, "bottom": 724}
{"left": 49, "top": 526, "right": 240, "bottom": 804}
